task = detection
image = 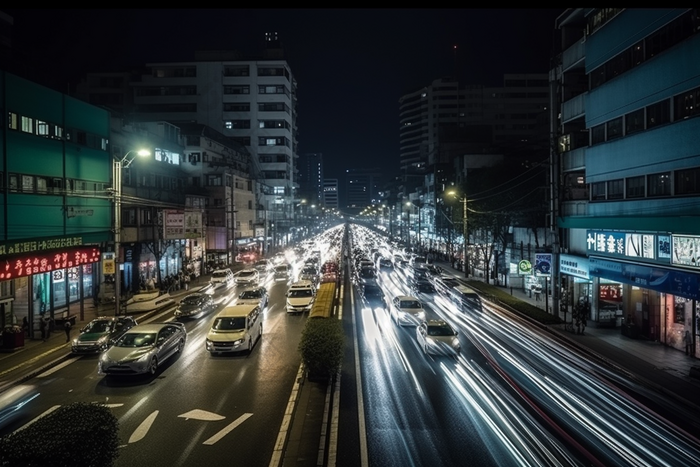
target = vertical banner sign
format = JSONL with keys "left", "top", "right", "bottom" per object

{"left": 184, "top": 211, "right": 202, "bottom": 238}
{"left": 164, "top": 210, "right": 185, "bottom": 240}
{"left": 535, "top": 253, "right": 552, "bottom": 276}
{"left": 102, "top": 252, "right": 115, "bottom": 275}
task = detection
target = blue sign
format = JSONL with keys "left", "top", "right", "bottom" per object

{"left": 589, "top": 256, "right": 700, "bottom": 300}
{"left": 535, "top": 253, "right": 552, "bottom": 277}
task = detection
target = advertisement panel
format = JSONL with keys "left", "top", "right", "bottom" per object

{"left": 164, "top": 210, "right": 185, "bottom": 240}
{"left": 534, "top": 253, "right": 552, "bottom": 277}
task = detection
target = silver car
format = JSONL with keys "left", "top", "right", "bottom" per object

{"left": 98, "top": 322, "right": 186, "bottom": 376}
{"left": 174, "top": 292, "right": 215, "bottom": 319}
{"left": 416, "top": 319, "right": 461, "bottom": 357}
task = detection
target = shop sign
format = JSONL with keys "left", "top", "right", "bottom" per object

{"left": 0, "top": 235, "right": 85, "bottom": 257}
{"left": 518, "top": 260, "right": 532, "bottom": 275}
{"left": 103, "top": 252, "right": 115, "bottom": 275}
{"left": 184, "top": 211, "right": 203, "bottom": 239}
{"left": 535, "top": 253, "right": 552, "bottom": 277}
{"left": 164, "top": 210, "right": 185, "bottom": 240}
{"left": 559, "top": 254, "right": 590, "bottom": 279}
{"left": 671, "top": 234, "right": 700, "bottom": 269}
{"left": 0, "top": 246, "right": 100, "bottom": 281}
{"left": 586, "top": 230, "right": 660, "bottom": 262}
{"left": 589, "top": 256, "right": 700, "bottom": 300}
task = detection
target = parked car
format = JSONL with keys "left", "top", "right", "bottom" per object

{"left": 98, "top": 322, "right": 187, "bottom": 376}
{"left": 71, "top": 316, "right": 138, "bottom": 354}
{"left": 174, "top": 292, "right": 215, "bottom": 319}
{"left": 210, "top": 268, "right": 234, "bottom": 288}
{"left": 416, "top": 319, "right": 461, "bottom": 357}
{"left": 236, "top": 287, "right": 269, "bottom": 308}
{"left": 391, "top": 295, "right": 426, "bottom": 326}
{"left": 235, "top": 268, "right": 260, "bottom": 286}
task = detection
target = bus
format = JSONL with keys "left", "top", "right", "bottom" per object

{"left": 309, "top": 282, "right": 336, "bottom": 319}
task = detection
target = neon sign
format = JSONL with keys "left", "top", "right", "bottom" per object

{"left": 0, "top": 247, "right": 100, "bottom": 280}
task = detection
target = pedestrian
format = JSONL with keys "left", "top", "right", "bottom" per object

{"left": 22, "top": 316, "right": 29, "bottom": 337}
{"left": 64, "top": 320, "right": 72, "bottom": 343}
{"left": 684, "top": 330, "right": 694, "bottom": 356}
{"left": 40, "top": 315, "right": 48, "bottom": 341}
{"left": 184, "top": 273, "right": 190, "bottom": 291}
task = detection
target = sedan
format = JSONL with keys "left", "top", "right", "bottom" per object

{"left": 416, "top": 319, "right": 461, "bottom": 357}
{"left": 98, "top": 322, "right": 186, "bottom": 376}
{"left": 236, "top": 287, "right": 269, "bottom": 308}
{"left": 391, "top": 295, "right": 426, "bottom": 326}
{"left": 235, "top": 269, "right": 260, "bottom": 286}
{"left": 174, "top": 293, "right": 215, "bottom": 319}
{"left": 71, "top": 316, "right": 137, "bottom": 354}
{"left": 411, "top": 279, "right": 437, "bottom": 295}
{"left": 360, "top": 283, "right": 387, "bottom": 311}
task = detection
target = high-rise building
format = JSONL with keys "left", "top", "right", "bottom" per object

{"left": 551, "top": 8, "right": 700, "bottom": 350}
{"left": 323, "top": 179, "right": 339, "bottom": 210}
{"left": 128, "top": 34, "right": 298, "bottom": 237}
{"left": 345, "top": 168, "right": 382, "bottom": 212}
{"left": 298, "top": 153, "right": 324, "bottom": 205}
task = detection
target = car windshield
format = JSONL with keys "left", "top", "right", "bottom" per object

{"left": 116, "top": 332, "right": 156, "bottom": 347}
{"left": 275, "top": 266, "right": 288, "bottom": 272}
{"left": 240, "top": 290, "right": 261, "bottom": 299}
{"left": 364, "top": 286, "right": 382, "bottom": 297}
{"left": 360, "top": 269, "right": 376, "bottom": 277}
{"left": 289, "top": 289, "right": 313, "bottom": 298}
{"left": 213, "top": 317, "right": 246, "bottom": 331}
{"left": 428, "top": 325, "right": 455, "bottom": 336}
{"left": 181, "top": 295, "right": 202, "bottom": 305}
{"left": 302, "top": 268, "right": 316, "bottom": 274}
{"left": 213, "top": 271, "right": 229, "bottom": 278}
{"left": 400, "top": 300, "right": 421, "bottom": 309}
{"left": 84, "top": 320, "right": 112, "bottom": 333}
{"left": 240, "top": 270, "right": 256, "bottom": 277}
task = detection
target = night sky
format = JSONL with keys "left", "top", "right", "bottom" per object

{"left": 3, "top": 8, "right": 564, "bottom": 181}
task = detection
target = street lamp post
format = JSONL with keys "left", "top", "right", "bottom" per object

{"left": 113, "top": 149, "right": 150, "bottom": 316}
{"left": 447, "top": 190, "right": 468, "bottom": 278}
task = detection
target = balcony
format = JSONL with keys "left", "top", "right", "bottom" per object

{"left": 562, "top": 38, "right": 585, "bottom": 72}
{"left": 561, "top": 93, "right": 585, "bottom": 123}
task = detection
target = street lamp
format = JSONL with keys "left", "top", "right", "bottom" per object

{"left": 113, "top": 148, "right": 150, "bottom": 315}
{"left": 446, "top": 190, "right": 468, "bottom": 278}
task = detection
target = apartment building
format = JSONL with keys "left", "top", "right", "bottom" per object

{"left": 551, "top": 8, "right": 700, "bottom": 354}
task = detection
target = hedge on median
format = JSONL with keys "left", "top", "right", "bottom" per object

{"left": 0, "top": 401, "right": 120, "bottom": 467}
{"left": 298, "top": 317, "right": 344, "bottom": 381}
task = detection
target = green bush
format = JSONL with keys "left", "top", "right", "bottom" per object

{"left": 0, "top": 402, "right": 120, "bottom": 467}
{"left": 298, "top": 318, "right": 344, "bottom": 381}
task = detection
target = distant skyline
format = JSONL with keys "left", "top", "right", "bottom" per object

{"left": 2, "top": 8, "right": 564, "bottom": 180}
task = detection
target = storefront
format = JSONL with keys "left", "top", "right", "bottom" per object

{"left": 558, "top": 253, "right": 593, "bottom": 321}
{"left": 0, "top": 245, "right": 101, "bottom": 339}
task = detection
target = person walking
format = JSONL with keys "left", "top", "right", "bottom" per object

{"left": 40, "top": 315, "right": 48, "bottom": 341}
{"left": 64, "top": 320, "right": 72, "bottom": 343}
{"left": 684, "top": 330, "right": 694, "bottom": 356}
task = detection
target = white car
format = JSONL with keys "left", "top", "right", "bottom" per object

{"left": 416, "top": 319, "right": 461, "bottom": 357}
{"left": 236, "top": 287, "right": 269, "bottom": 308}
{"left": 210, "top": 268, "right": 234, "bottom": 288}
{"left": 286, "top": 280, "right": 316, "bottom": 313}
{"left": 235, "top": 268, "right": 260, "bottom": 286}
{"left": 391, "top": 295, "right": 426, "bottom": 326}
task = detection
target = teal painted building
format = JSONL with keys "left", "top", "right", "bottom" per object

{"left": 0, "top": 71, "right": 111, "bottom": 337}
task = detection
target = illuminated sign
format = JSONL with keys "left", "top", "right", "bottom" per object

{"left": 518, "top": 260, "right": 532, "bottom": 275}
{"left": 535, "top": 253, "right": 552, "bottom": 277}
{"left": 559, "top": 254, "right": 590, "bottom": 279}
{"left": 586, "top": 230, "right": 661, "bottom": 262}
{"left": 0, "top": 247, "right": 100, "bottom": 280}
{"left": 672, "top": 235, "right": 700, "bottom": 269}
{"left": 0, "top": 236, "right": 85, "bottom": 257}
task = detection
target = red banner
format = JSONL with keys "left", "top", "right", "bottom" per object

{"left": 0, "top": 247, "right": 101, "bottom": 280}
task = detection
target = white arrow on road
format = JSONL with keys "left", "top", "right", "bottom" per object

{"left": 202, "top": 413, "right": 253, "bottom": 445}
{"left": 128, "top": 410, "right": 158, "bottom": 444}
{"left": 178, "top": 409, "right": 225, "bottom": 421}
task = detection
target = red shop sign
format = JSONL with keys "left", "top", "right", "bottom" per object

{"left": 0, "top": 247, "right": 101, "bottom": 280}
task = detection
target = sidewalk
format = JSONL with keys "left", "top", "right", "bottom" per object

{"left": 432, "top": 260, "right": 700, "bottom": 411}
{"left": 0, "top": 274, "right": 212, "bottom": 392}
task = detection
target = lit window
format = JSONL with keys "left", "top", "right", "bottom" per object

{"left": 21, "top": 116, "right": 33, "bottom": 133}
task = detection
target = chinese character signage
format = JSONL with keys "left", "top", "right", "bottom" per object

{"left": 0, "top": 235, "right": 86, "bottom": 257}
{"left": 0, "top": 247, "right": 100, "bottom": 280}
{"left": 586, "top": 230, "right": 661, "bottom": 263}
{"left": 559, "top": 254, "right": 590, "bottom": 279}
{"left": 672, "top": 235, "right": 700, "bottom": 269}
{"left": 184, "top": 211, "right": 202, "bottom": 239}
{"left": 164, "top": 210, "right": 185, "bottom": 240}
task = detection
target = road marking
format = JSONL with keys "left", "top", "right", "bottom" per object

{"left": 178, "top": 409, "right": 225, "bottom": 421}
{"left": 36, "top": 357, "right": 81, "bottom": 377}
{"left": 128, "top": 410, "right": 158, "bottom": 443}
{"left": 15, "top": 404, "right": 60, "bottom": 432}
{"left": 202, "top": 413, "right": 253, "bottom": 445}
{"left": 269, "top": 364, "right": 304, "bottom": 466}
{"left": 101, "top": 403, "right": 124, "bottom": 408}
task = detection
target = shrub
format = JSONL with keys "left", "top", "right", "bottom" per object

{"left": 466, "top": 280, "right": 562, "bottom": 325}
{"left": 298, "top": 318, "right": 344, "bottom": 381}
{"left": 0, "top": 402, "right": 120, "bottom": 467}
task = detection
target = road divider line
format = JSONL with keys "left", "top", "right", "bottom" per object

{"left": 15, "top": 404, "right": 60, "bottom": 432}
{"left": 36, "top": 357, "right": 81, "bottom": 377}
{"left": 269, "top": 363, "right": 305, "bottom": 467}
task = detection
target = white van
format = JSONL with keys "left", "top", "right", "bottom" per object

{"left": 286, "top": 280, "right": 316, "bottom": 314}
{"left": 206, "top": 304, "right": 262, "bottom": 354}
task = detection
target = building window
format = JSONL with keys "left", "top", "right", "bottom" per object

{"left": 606, "top": 117, "right": 623, "bottom": 140}
{"left": 223, "top": 85, "right": 250, "bottom": 95}
{"left": 591, "top": 124, "right": 606, "bottom": 145}
{"left": 258, "top": 85, "right": 288, "bottom": 95}
{"left": 7, "top": 112, "right": 18, "bottom": 130}
{"left": 647, "top": 100, "right": 670, "bottom": 129}
{"left": 223, "top": 103, "right": 250, "bottom": 112}
{"left": 607, "top": 179, "right": 623, "bottom": 199}
{"left": 625, "top": 108, "right": 645, "bottom": 135}
{"left": 626, "top": 176, "right": 645, "bottom": 198}
{"left": 591, "top": 182, "right": 606, "bottom": 200}
{"left": 647, "top": 172, "right": 671, "bottom": 197}
{"left": 36, "top": 120, "right": 49, "bottom": 136}
{"left": 223, "top": 65, "right": 249, "bottom": 76}
{"left": 21, "top": 116, "right": 33, "bottom": 133}
{"left": 230, "top": 120, "right": 250, "bottom": 129}
{"left": 675, "top": 167, "right": 700, "bottom": 195}
{"left": 675, "top": 86, "right": 700, "bottom": 120}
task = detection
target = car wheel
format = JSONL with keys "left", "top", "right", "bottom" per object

{"left": 148, "top": 357, "right": 158, "bottom": 375}
{"left": 176, "top": 339, "right": 184, "bottom": 353}
{"left": 248, "top": 339, "right": 253, "bottom": 354}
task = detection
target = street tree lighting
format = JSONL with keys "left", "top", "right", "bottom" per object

{"left": 113, "top": 148, "right": 151, "bottom": 316}
{"left": 446, "top": 189, "right": 468, "bottom": 278}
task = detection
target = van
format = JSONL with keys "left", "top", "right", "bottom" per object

{"left": 286, "top": 280, "right": 316, "bottom": 314}
{"left": 450, "top": 285, "right": 482, "bottom": 312}
{"left": 206, "top": 304, "right": 262, "bottom": 354}
{"left": 210, "top": 268, "right": 234, "bottom": 288}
